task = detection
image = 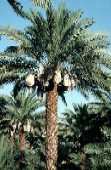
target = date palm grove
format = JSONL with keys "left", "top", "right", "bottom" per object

{"left": 0, "top": 0, "right": 111, "bottom": 169}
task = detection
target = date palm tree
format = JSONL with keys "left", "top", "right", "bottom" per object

{"left": 0, "top": 0, "right": 111, "bottom": 169}
{"left": 59, "top": 101, "right": 111, "bottom": 170}
{"left": 2, "top": 90, "right": 45, "bottom": 152}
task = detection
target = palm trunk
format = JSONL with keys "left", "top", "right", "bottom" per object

{"left": 79, "top": 152, "right": 86, "bottom": 170}
{"left": 9, "top": 136, "right": 14, "bottom": 154}
{"left": 19, "top": 129, "right": 26, "bottom": 151}
{"left": 46, "top": 84, "right": 58, "bottom": 170}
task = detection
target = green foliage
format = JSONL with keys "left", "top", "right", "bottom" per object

{"left": 7, "top": 0, "right": 52, "bottom": 16}
{"left": 31, "top": 0, "right": 52, "bottom": 10}
{"left": 0, "top": 51, "right": 36, "bottom": 86}
{"left": 3, "top": 90, "right": 44, "bottom": 123}
{"left": 0, "top": 134, "right": 15, "bottom": 170}
{"left": 58, "top": 102, "right": 111, "bottom": 169}
{"left": 0, "top": 91, "right": 46, "bottom": 170}
{"left": 0, "top": 65, "right": 19, "bottom": 85}
{"left": 0, "top": 95, "right": 11, "bottom": 134}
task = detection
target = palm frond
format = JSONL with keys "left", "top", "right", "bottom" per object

{"left": 7, "top": 0, "right": 30, "bottom": 19}
{"left": 31, "top": 0, "right": 52, "bottom": 10}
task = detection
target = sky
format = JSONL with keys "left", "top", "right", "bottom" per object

{"left": 0, "top": 0, "right": 111, "bottom": 113}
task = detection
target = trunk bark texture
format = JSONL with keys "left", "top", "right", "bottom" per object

{"left": 19, "top": 130, "right": 25, "bottom": 151}
{"left": 79, "top": 152, "right": 86, "bottom": 170}
{"left": 9, "top": 136, "right": 14, "bottom": 154}
{"left": 46, "top": 84, "right": 58, "bottom": 170}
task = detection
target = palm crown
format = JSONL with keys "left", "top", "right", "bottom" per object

{"left": 0, "top": 0, "right": 111, "bottom": 100}
{"left": 4, "top": 90, "right": 44, "bottom": 128}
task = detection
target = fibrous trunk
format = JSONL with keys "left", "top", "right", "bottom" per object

{"left": 19, "top": 130, "right": 25, "bottom": 151}
{"left": 9, "top": 136, "right": 14, "bottom": 154}
{"left": 46, "top": 84, "right": 58, "bottom": 170}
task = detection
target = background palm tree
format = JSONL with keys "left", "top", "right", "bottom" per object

{"left": 0, "top": 0, "right": 111, "bottom": 169}
{"left": 58, "top": 102, "right": 111, "bottom": 170}
{"left": 2, "top": 90, "right": 45, "bottom": 152}
{"left": 0, "top": 91, "right": 46, "bottom": 170}
{"left": 85, "top": 102, "right": 111, "bottom": 170}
